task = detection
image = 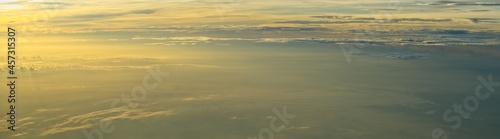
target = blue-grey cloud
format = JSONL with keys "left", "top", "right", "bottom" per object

{"left": 287, "top": 16, "right": 499, "bottom": 24}
{"left": 433, "top": 1, "right": 500, "bottom": 6}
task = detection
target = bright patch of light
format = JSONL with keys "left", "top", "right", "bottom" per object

{"left": 0, "top": 0, "right": 16, "bottom": 2}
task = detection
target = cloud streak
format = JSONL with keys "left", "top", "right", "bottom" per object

{"left": 40, "top": 108, "right": 176, "bottom": 136}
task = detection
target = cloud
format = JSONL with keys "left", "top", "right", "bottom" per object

{"left": 286, "top": 126, "right": 312, "bottom": 130}
{"left": 35, "top": 108, "right": 62, "bottom": 113}
{"left": 470, "top": 10, "right": 490, "bottom": 12}
{"left": 69, "top": 9, "right": 157, "bottom": 20}
{"left": 175, "top": 95, "right": 218, "bottom": 102}
{"left": 281, "top": 15, "right": 499, "bottom": 25}
{"left": 130, "top": 9, "right": 156, "bottom": 14}
{"left": 0, "top": 56, "right": 167, "bottom": 72}
{"left": 40, "top": 108, "right": 176, "bottom": 136}
{"left": 252, "top": 26, "right": 329, "bottom": 31}
{"left": 466, "top": 18, "right": 498, "bottom": 23}
{"left": 127, "top": 26, "right": 500, "bottom": 48}
{"left": 134, "top": 36, "right": 257, "bottom": 45}
{"left": 275, "top": 20, "right": 368, "bottom": 24}
{"left": 380, "top": 52, "right": 427, "bottom": 60}
{"left": 310, "top": 15, "right": 353, "bottom": 19}
{"left": 41, "top": 124, "right": 94, "bottom": 136}
{"left": 433, "top": 1, "right": 500, "bottom": 6}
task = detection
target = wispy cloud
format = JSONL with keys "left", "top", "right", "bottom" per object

{"left": 40, "top": 108, "right": 176, "bottom": 136}
{"left": 68, "top": 9, "right": 158, "bottom": 20}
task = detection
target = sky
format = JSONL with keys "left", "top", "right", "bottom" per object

{"left": 1, "top": 0, "right": 500, "bottom": 139}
